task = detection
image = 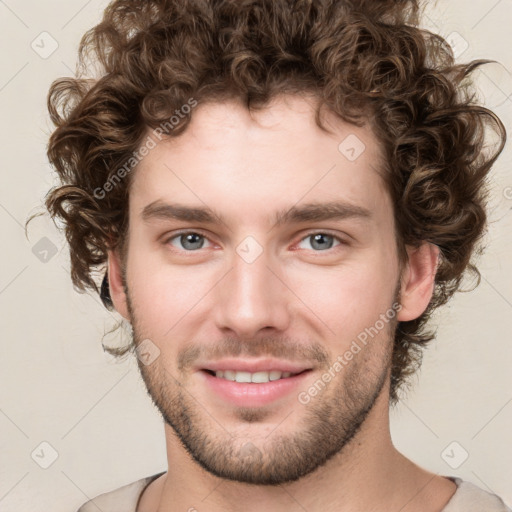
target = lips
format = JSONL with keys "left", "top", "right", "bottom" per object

{"left": 195, "top": 358, "right": 314, "bottom": 407}
{"left": 199, "top": 368, "right": 312, "bottom": 407}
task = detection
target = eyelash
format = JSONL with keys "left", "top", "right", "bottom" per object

{"left": 162, "top": 230, "right": 347, "bottom": 255}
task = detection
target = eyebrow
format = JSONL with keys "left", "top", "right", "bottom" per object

{"left": 141, "top": 199, "right": 372, "bottom": 227}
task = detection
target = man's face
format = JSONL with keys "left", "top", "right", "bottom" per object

{"left": 117, "top": 95, "right": 403, "bottom": 484}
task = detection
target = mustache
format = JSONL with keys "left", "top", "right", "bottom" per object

{"left": 177, "top": 335, "right": 330, "bottom": 371}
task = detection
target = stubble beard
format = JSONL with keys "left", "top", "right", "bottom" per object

{"left": 126, "top": 300, "right": 396, "bottom": 486}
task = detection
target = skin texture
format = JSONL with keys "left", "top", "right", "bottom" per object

{"left": 107, "top": 94, "right": 456, "bottom": 511}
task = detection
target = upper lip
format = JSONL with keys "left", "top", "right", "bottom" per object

{"left": 198, "top": 358, "right": 313, "bottom": 374}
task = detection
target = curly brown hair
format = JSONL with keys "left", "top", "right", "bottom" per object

{"left": 26, "top": 0, "right": 506, "bottom": 403}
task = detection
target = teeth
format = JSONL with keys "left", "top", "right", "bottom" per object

{"left": 214, "top": 370, "right": 295, "bottom": 383}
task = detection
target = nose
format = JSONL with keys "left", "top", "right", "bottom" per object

{"left": 213, "top": 245, "right": 291, "bottom": 338}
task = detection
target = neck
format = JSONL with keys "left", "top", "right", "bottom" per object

{"left": 140, "top": 389, "right": 457, "bottom": 512}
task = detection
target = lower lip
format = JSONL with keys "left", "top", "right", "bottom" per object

{"left": 199, "top": 370, "right": 312, "bottom": 408}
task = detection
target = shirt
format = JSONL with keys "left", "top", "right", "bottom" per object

{"left": 76, "top": 472, "right": 511, "bottom": 511}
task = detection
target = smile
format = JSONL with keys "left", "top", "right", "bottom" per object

{"left": 205, "top": 369, "right": 306, "bottom": 383}
{"left": 200, "top": 369, "right": 312, "bottom": 407}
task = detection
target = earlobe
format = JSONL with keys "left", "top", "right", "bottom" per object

{"left": 397, "top": 242, "right": 439, "bottom": 322}
{"left": 107, "top": 249, "right": 130, "bottom": 321}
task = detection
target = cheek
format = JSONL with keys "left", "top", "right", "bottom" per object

{"left": 288, "top": 248, "right": 399, "bottom": 341}
{"left": 126, "top": 228, "right": 399, "bottom": 345}
{"left": 127, "top": 250, "right": 216, "bottom": 329}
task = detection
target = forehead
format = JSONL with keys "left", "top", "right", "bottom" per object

{"left": 153, "top": 94, "right": 381, "bottom": 160}
{"left": 130, "top": 95, "right": 390, "bottom": 226}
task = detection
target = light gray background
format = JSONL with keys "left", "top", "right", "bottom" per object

{"left": 0, "top": 1, "right": 511, "bottom": 510}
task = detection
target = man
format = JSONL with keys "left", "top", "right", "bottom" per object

{"left": 36, "top": 0, "right": 510, "bottom": 510}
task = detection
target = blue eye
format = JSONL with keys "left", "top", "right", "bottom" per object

{"left": 167, "top": 232, "right": 212, "bottom": 251}
{"left": 164, "top": 231, "right": 345, "bottom": 253}
{"left": 297, "top": 233, "right": 342, "bottom": 251}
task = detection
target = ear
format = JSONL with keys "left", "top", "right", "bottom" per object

{"left": 397, "top": 242, "right": 439, "bottom": 322}
{"left": 107, "top": 248, "right": 130, "bottom": 322}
